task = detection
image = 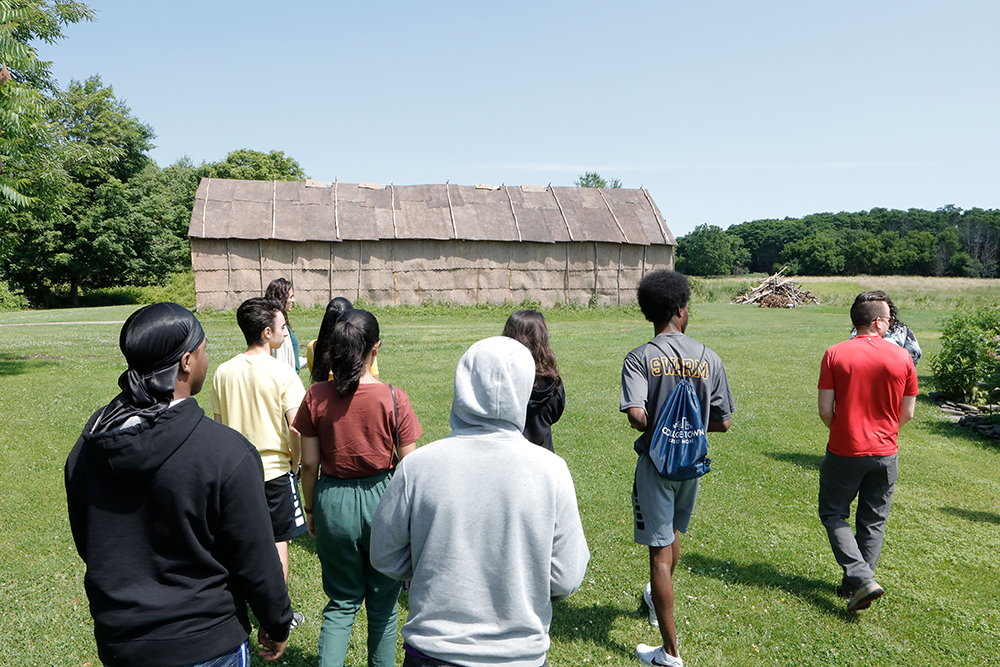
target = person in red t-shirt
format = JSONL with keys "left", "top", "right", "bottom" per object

{"left": 295, "top": 309, "right": 423, "bottom": 667}
{"left": 818, "top": 291, "right": 917, "bottom": 612}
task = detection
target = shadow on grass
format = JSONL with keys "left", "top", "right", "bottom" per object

{"left": 923, "top": 420, "right": 1000, "bottom": 451}
{"left": 684, "top": 553, "right": 856, "bottom": 620}
{"left": 765, "top": 451, "right": 824, "bottom": 471}
{"left": 0, "top": 352, "right": 61, "bottom": 376}
{"left": 940, "top": 506, "right": 1000, "bottom": 525}
{"left": 915, "top": 383, "right": 937, "bottom": 403}
{"left": 549, "top": 600, "right": 638, "bottom": 662}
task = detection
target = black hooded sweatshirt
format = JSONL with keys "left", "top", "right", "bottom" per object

{"left": 65, "top": 398, "right": 292, "bottom": 667}
{"left": 522, "top": 377, "right": 565, "bottom": 452}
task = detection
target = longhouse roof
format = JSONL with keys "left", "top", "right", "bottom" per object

{"left": 188, "top": 179, "right": 675, "bottom": 246}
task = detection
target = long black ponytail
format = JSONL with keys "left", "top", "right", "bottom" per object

{"left": 311, "top": 297, "right": 353, "bottom": 384}
{"left": 330, "top": 309, "right": 379, "bottom": 396}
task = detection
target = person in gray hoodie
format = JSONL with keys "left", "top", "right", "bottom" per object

{"left": 370, "top": 336, "right": 590, "bottom": 667}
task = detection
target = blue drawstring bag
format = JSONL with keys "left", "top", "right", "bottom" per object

{"left": 646, "top": 341, "right": 711, "bottom": 481}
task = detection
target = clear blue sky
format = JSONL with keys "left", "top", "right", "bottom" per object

{"left": 43, "top": 0, "right": 1000, "bottom": 237}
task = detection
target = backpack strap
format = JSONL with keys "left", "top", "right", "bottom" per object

{"left": 389, "top": 384, "right": 401, "bottom": 468}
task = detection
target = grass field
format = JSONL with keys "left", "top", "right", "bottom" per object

{"left": 2, "top": 278, "right": 999, "bottom": 666}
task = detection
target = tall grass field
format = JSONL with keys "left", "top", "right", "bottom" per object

{"left": 1, "top": 276, "right": 998, "bottom": 666}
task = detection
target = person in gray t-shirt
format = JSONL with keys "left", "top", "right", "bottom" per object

{"left": 620, "top": 270, "right": 735, "bottom": 667}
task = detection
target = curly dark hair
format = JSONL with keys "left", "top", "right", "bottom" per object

{"left": 636, "top": 270, "right": 691, "bottom": 324}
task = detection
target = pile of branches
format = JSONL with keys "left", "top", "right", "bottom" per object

{"left": 731, "top": 269, "right": 820, "bottom": 308}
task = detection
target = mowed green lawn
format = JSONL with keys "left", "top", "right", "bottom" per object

{"left": 2, "top": 297, "right": 998, "bottom": 666}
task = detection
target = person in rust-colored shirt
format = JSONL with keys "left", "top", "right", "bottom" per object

{"left": 295, "top": 308, "right": 422, "bottom": 667}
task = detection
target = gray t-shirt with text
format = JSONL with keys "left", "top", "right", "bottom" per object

{"left": 620, "top": 332, "right": 735, "bottom": 456}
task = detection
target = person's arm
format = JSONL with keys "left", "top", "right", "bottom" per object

{"left": 215, "top": 446, "right": 292, "bottom": 649}
{"left": 707, "top": 418, "right": 731, "bottom": 432}
{"left": 818, "top": 389, "right": 836, "bottom": 429}
{"left": 369, "top": 468, "right": 414, "bottom": 580}
{"left": 285, "top": 407, "right": 300, "bottom": 472}
{"left": 899, "top": 395, "right": 916, "bottom": 427}
{"left": 214, "top": 413, "right": 222, "bottom": 423}
{"left": 256, "top": 627, "right": 288, "bottom": 662}
{"left": 397, "top": 441, "right": 417, "bottom": 460}
{"left": 626, "top": 406, "right": 647, "bottom": 432}
{"left": 541, "top": 382, "right": 566, "bottom": 426}
{"left": 393, "top": 390, "right": 422, "bottom": 462}
{"left": 300, "top": 435, "right": 321, "bottom": 537}
{"left": 904, "top": 328, "right": 922, "bottom": 366}
{"left": 550, "top": 465, "right": 590, "bottom": 601}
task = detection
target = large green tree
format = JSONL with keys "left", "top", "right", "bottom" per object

{"left": 4, "top": 76, "right": 186, "bottom": 305}
{"left": 198, "top": 148, "right": 307, "bottom": 181}
{"left": 675, "top": 224, "right": 750, "bottom": 276}
{"left": 0, "top": 0, "right": 93, "bottom": 211}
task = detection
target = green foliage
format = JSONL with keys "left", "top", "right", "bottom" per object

{"left": 727, "top": 206, "right": 1000, "bottom": 278}
{"left": 574, "top": 171, "right": 622, "bottom": 188}
{"left": 2, "top": 76, "right": 189, "bottom": 305}
{"left": 38, "top": 270, "right": 195, "bottom": 309}
{"left": 931, "top": 301, "right": 1000, "bottom": 402}
{"left": 0, "top": 278, "right": 27, "bottom": 310}
{"left": 0, "top": 0, "right": 94, "bottom": 211}
{"left": 198, "top": 148, "right": 307, "bottom": 181}
{"left": 676, "top": 224, "right": 750, "bottom": 276}
{"left": 780, "top": 232, "right": 845, "bottom": 275}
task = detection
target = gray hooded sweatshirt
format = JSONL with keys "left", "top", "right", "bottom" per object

{"left": 371, "top": 336, "right": 590, "bottom": 667}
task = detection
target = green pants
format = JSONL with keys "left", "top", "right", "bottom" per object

{"left": 315, "top": 471, "right": 402, "bottom": 667}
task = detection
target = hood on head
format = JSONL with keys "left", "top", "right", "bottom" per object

{"left": 450, "top": 336, "right": 535, "bottom": 433}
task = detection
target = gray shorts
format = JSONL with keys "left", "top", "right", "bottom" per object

{"left": 633, "top": 454, "right": 699, "bottom": 547}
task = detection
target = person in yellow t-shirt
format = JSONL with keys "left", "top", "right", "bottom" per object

{"left": 211, "top": 297, "right": 307, "bottom": 629}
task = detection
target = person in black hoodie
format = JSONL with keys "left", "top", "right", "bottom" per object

{"left": 65, "top": 302, "right": 293, "bottom": 667}
{"left": 502, "top": 309, "right": 565, "bottom": 452}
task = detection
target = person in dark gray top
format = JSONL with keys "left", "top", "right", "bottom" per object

{"left": 620, "top": 271, "right": 735, "bottom": 667}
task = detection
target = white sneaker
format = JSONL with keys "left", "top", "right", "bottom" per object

{"left": 643, "top": 582, "right": 659, "bottom": 626}
{"left": 636, "top": 643, "right": 682, "bottom": 667}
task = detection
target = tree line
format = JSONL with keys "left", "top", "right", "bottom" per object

{"left": 676, "top": 207, "right": 1000, "bottom": 278}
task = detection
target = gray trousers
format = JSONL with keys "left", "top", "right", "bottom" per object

{"left": 817, "top": 451, "right": 898, "bottom": 589}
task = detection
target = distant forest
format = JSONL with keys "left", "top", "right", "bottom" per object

{"left": 675, "top": 206, "right": 1000, "bottom": 278}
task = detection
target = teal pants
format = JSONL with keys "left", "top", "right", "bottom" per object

{"left": 315, "top": 471, "right": 401, "bottom": 667}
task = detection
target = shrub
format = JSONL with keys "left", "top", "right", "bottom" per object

{"left": 0, "top": 281, "right": 29, "bottom": 311}
{"left": 931, "top": 301, "right": 1000, "bottom": 402}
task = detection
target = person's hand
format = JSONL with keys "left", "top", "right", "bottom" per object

{"left": 307, "top": 512, "right": 315, "bottom": 538}
{"left": 257, "top": 626, "right": 288, "bottom": 661}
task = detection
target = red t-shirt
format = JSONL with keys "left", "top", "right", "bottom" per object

{"left": 818, "top": 335, "right": 918, "bottom": 457}
{"left": 294, "top": 382, "right": 423, "bottom": 479}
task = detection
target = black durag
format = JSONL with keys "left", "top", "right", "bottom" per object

{"left": 92, "top": 302, "right": 206, "bottom": 433}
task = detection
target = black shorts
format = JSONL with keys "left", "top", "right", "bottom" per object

{"left": 264, "top": 471, "right": 308, "bottom": 542}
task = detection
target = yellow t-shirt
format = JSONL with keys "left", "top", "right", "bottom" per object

{"left": 306, "top": 339, "right": 379, "bottom": 378}
{"left": 210, "top": 353, "right": 306, "bottom": 481}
